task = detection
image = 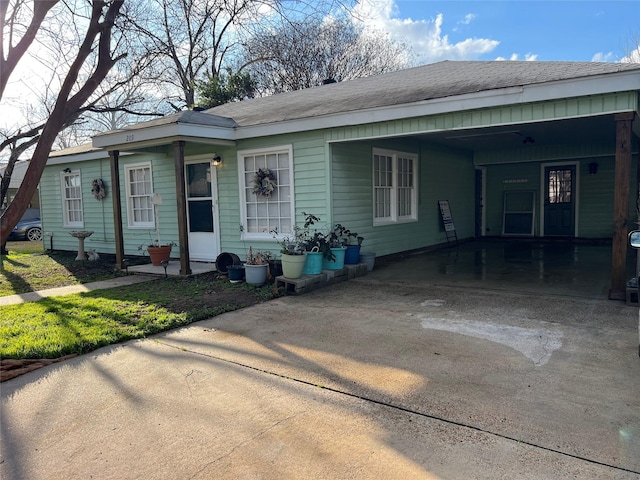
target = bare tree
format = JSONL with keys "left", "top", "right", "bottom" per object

{"left": 0, "top": 0, "right": 126, "bottom": 252}
{"left": 242, "top": 15, "right": 410, "bottom": 94}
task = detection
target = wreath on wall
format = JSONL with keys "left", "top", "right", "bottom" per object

{"left": 91, "top": 178, "right": 107, "bottom": 201}
{"left": 251, "top": 168, "right": 277, "bottom": 197}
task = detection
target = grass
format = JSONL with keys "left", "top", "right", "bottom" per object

{"left": 0, "top": 242, "right": 282, "bottom": 360}
{"left": 0, "top": 242, "right": 141, "bottom": 296}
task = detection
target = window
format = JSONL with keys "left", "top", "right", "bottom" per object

{"left": 547, "top": 168, "right": 573, "bottom": 204}
{"left": 372, "top": 148, "right": 418, "bottom": 225}
{"left": 238, "top": 146, "right": 293, "bottom": 239}
{"left": 61, "top": 170, "right": 83, "bottom": 227}
{"left": 125, "top": 163, "right": 154, "bottom": 228}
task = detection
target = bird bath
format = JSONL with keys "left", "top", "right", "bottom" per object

{"left": 70, "top": 231, "right": 94, "bottom": 260}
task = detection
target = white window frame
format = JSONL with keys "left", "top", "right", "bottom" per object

{"left": 372, "top": 148, "right": 418, "bottom": 226}
{"left": 238, "top": 145, "right": 295, "bottom": 241}
{"left": 124, "top": 162, "right": 155, "bottom": 229}
{"left": 60, "top": 170, "right": 84, "bottom": 228}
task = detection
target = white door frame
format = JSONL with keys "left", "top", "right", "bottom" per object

{"left": 185, "top": 155, "right": 220, "bottom": 262}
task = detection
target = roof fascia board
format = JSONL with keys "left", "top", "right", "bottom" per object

{"left": 47, "top": 150, "right": 127, "bottom": 164}
{"left": 236, "top": 71, "right": 640, "bottom": 140}
{"left": 92, "top": 123, "right": 236, "bottom": 149}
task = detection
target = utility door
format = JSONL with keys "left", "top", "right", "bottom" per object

{"left": 544, "top": 165, "right": 575, "bottom": 236}
{"left": 186, "top": 161, "right": 218, "bottom": 261}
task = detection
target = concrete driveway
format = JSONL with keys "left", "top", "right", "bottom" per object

{"left": 2, "top": 242, "right": 640, "bottom": 479}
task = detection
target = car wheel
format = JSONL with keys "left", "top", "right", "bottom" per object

{"left": 26, "top": 227, "right": 42, "bottom": 241}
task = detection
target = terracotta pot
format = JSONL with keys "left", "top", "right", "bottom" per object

{"left": 147, "top": 245, "right": 172, "bottom": 266}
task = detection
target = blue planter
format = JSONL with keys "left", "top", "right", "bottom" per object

{"left": 302, "top": 251, "right": 323, "bottom": 275}
{"left": 322, "top": 247, "right": 346, "bottom": 270}
{"left": 344, "top": 245, "right": 361, "bottom": 264}
{"left": 228, "top": 265, "right": 245, "bottom": 283}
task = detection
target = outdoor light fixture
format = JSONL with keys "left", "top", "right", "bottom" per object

{"left": 589, "top": 162, "right": 598, "bottom": 175}
{"left": 212, "top": 154, "right": 222, "bottom": 166}
{"left": 63, "top": 167, "right": 71, "bottom": 173}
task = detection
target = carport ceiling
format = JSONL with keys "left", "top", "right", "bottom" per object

{"left": 419, "top": 115, "right": 617, "bottom": 151}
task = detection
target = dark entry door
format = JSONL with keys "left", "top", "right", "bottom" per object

{"left": 544, "top": 165, "right": 575, "bottom": 236}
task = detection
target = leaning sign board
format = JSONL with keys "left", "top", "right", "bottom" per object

{"left": 438, "top": 200, "right": 458, "bottom": 247}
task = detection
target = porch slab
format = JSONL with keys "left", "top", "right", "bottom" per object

{"left": 128, "top": 260, "right": 216, "bottom": 276}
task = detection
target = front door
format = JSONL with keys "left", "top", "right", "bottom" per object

{"left": 544, "top": 165, "right": 575, "bottom": 236}
{"left": 186, "top": 162, "right": 218, "bottom": 261}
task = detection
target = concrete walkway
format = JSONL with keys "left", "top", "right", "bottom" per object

{"left": 2, "top": 243, "right": 639, "bottom": 479}
{"left": 0, "top": 275, "right": 156, "bottom": 306}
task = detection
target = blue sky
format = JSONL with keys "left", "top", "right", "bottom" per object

{"left": 353, "top": 0, "right": 640, "bottom": 64}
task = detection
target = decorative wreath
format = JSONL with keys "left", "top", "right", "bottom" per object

{"left": 251, "top": 168, "right": 277, "bottom": 197}
{"left": 91, "top": 178, "right": 107, "bottom": 201}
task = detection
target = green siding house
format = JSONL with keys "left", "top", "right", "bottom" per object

{"left": 41, "top": 60, "right": 640, "bottom": 298}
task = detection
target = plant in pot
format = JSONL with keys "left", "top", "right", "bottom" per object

{"left": 243, "top": 246, "right": 270, "bottom": 285}
{"left": 332, "top": 224, "right": 364, "bottom": 265}
{"left": 138, "top": 192, "right": 176, "bottom": 266}
{"left": 273, "top": 229, "right": 307, "bottom": 279}
{"left": 319, "top": 225, "right": 349, "bottom": 271}
{"left": 138, "top": 232, "right": 176, "bottom": 267}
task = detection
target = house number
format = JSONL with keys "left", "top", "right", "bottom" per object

{"left": 125, "top": 134, "right": 135, "bottom": 142}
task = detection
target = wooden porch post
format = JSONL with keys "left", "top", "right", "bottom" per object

{"left": 609, "top": 112, "right": 635, "bottom": 300}
{"left": 173, "top": 140, "right": 191, "bottom": 275}
{"left": 109, "top": 150, "right": 125, "bottom": 270}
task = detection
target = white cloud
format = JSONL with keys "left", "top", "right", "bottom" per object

{"left": 621, "top": 45, "right": 640, "bottom": 63}
{"left": 460, "top": 13, "right": 476, "bottom": 25}
{"left": 352, "top": 0, "right": 499, "bottom": 64}
{"left": 496, "top": 53, "right": 538, "bottom": 61}
{"left": 591, "top": 51, "right": 617, "bottom": 62}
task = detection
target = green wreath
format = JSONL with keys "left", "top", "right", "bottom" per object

{"left": 251, "top": 168, "right": 277, "bottom": 197}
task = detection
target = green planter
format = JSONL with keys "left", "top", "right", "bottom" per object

{"left": 322, "top": 246, "right": 346, "bottom": 270}
{"left": 281, "top": 253, "right": 307, "bottom": 279}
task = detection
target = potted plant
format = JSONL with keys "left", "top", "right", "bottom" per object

{"left": 138, "top": 232, "right": 176, "bottom": 267}
{"left": 138, "top": 192, "right": 175, "bottom": 266}
{"left": 274, "top": 231, "right": 307, "bottom": 279}
{"left": 332, "top": 224, "right": 364, "bottom": 265}
{"left": 243, "top": 247, "right": 270, "bottom": 285}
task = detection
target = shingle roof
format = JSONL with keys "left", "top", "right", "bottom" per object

{"left": 206, "top": 60, "right": 640, "bottom": 126}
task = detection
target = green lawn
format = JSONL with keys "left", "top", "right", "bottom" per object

{"left": 1, "top": 243, "right": 281, "bottom": 359}
{"left": 0, "top": 242, "right": 142, "bottom": 296}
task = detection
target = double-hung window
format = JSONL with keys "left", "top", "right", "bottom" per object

{"left": 373, "top": 148, "right": 418, "bottom": 225}
{"left": 125, "top": 163, "right": 154, "bottom": 228}
{"left": 238, "top": 146, "right": 294, "bottom": 239}
{"left": 61, "top": 170, "right": 83, "bottom": 227}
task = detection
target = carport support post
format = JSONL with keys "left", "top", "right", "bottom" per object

{"left": 109, "top": 149, "right": 126, "bottom": 270}
{"left": 609, "top": 112, "right": 635, "bottom": 300}
{"left": 173, "top": 140, "right": 191, "bottom": 276}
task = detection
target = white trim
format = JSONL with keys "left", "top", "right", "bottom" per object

{"left": 60, "top": 170, "right": 83, "bottom": 228}
{"left": 237, "top": 145, "right": 295, "bottom": 241}
{"left": 372, "top": 148, "right": 419, "bottom": 226}
{"left": 93, "top": 123, "right": 236, "bottom": 150}
{"left": 539, "top": 161, "right": 580, "bottom": 237}
{"left": 124, "top": 161, "right": 155, "bottom": 229}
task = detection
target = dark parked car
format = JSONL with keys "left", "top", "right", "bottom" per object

{"left": 9, "top": 217, "right": 42, "bottom": 241}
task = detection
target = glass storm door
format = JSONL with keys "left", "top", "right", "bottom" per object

{"left": 544, "top": 166, "right": 575, "bottom": 236}
{"left": 186, "top": 162, "right": 218, "bottom": 261}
